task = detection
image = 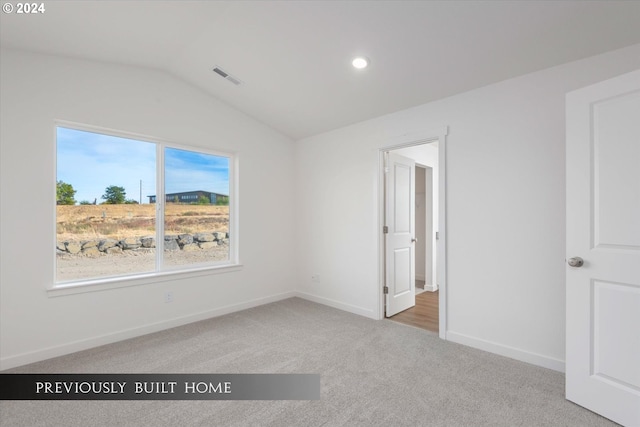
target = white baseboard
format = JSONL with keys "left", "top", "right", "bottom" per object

{"left": 424, "top": 283, "right": 438, "bottom": 292}
{"left": 0, "top": 291, "right": 296, "bottom": 371}
{"left": 294, "top": 291, "right": 377, "bottom": 320}
{"left": 446, "top": 331, "right": 565, "bottom": 372}
{"left": 2, "top": 292, "right": 564, "bottom": 375}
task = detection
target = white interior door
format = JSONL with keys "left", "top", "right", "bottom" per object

{"left": 385, "top": 152, "right": 416, "bottom": 317}
{"left": 566, "top": 70, "right": 640, "bottom": 427}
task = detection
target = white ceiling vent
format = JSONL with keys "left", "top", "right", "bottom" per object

{"left": 212, "top": 66, "right": 242, "bottom": 86}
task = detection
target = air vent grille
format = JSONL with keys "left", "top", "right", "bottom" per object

{"left": 212, "top": 66, "right": 242, "bottom": 86}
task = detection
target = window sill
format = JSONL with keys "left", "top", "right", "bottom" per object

{"left": 47, "top": 263, "right": 243, "bottom": 298}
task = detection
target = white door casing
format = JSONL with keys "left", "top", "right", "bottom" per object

{"left": 385, "top": 151, "right": 416, "bottom": 317}
{"left": 566, "top": 70, "right": 640, "bottom": 426}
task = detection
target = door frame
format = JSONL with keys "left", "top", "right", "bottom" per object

{"left": 377, "top": 127, "right": 448, "bottom": 339}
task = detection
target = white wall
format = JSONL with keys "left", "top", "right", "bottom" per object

{"left": 294, "top": 44, "right": 640, "bottom": 371}
{"left": 0, "top": 49, "right": 297, "bottom": 369}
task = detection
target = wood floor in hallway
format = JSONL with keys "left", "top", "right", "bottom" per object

{"left": 388, "top": 290, "right": 439, "bottom": 333}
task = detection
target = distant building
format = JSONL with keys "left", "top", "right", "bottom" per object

{"left": 148, "top": 190, "right": 228, "bottom": 205}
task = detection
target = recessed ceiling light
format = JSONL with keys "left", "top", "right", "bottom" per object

{"left": 352, "top": 56, "right": 369, "bottom": 69}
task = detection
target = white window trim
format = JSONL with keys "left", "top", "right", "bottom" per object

{"left": 51, "top": 120, "right": 240, "bottom": 295}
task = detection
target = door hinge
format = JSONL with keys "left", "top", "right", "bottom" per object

{"left": 435, "top": 231, "right": 439, "bottom": 240}
{"left": 383, "top": 286, "right": 389, "bottom": 294}
{"left": 383, "top": 226, "right": 388, "bottom": 234}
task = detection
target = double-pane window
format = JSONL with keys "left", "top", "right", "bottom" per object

{"left": 55, "top": 125, "right": 234, "bottom": 284}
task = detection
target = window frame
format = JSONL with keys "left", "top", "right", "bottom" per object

{"left": 50, "top": 120, "right": 240, "bottom": 296}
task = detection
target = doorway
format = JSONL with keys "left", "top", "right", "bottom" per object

{"left": 390, "top": 161, "right": 438, "bottom": 333}
{"left": 377, "top": 127, "right": 448, "bottom": 339}
{"left": 384, "top": 145, "right": 438, "bottom": 332}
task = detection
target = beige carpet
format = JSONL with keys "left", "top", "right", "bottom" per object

{"left": 1, "top": 298, "right": 616, "bottom": 427}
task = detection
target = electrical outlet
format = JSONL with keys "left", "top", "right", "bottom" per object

{"left": 311, "top": 274, "right": 320, "bottom": 283}
{"left": 164, "top": 291, "right": 173, "bottom": 303}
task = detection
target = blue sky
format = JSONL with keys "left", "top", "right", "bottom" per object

{"left": 57, "top": 127, "right": 230, "bottom": 204}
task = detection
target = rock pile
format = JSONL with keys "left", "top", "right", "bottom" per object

{"left": 56, "top": 232, "right": 229, "bottom": 256}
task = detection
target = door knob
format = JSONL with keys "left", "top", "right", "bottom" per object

{"left": 568, "top": 257, "right": 584, "bottom": 267}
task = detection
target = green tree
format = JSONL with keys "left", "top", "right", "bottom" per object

{"left": 196, "top": 195, "right": 210, "bottom": 205}
{"left": 56, "top": 180, "right": 76, "bottom": 205}
{"left": 102, "top": 185, "right": 126, "bottom": 204}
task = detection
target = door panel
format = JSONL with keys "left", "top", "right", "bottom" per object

{"left": 592, "top": 93, "right": 640, "bottom": 249}
{"left": 385, "top": 152, "right": 416, "bottom": 317}
{"left": 592, "top": 280, "right": 640, "bottom": 389}
{"left": 394, "top": 248, "right": 411, "bottom": 294}
{"left": 566, "top": 70, "right": 640, "bottom": 427}
{"left": 394, "top": 163, "right": 412, "bottom": 233}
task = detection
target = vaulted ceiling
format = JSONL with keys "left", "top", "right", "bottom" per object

{"left": 2, "top": 1, "right": 639, "bottom": 139}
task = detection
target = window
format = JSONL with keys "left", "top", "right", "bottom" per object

{"left": 55, "top": 124, "right": 236, "bottom": 285}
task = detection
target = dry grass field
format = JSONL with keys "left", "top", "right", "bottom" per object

{"left": 56, "top": 204, "right": 229, "bottom": 242}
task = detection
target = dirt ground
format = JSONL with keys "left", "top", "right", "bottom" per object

{"left": 56, "top": 204, "right": 229, "bottom": 242}
{"left": 56, "top": 246, "right": 230, "bottom": 282}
